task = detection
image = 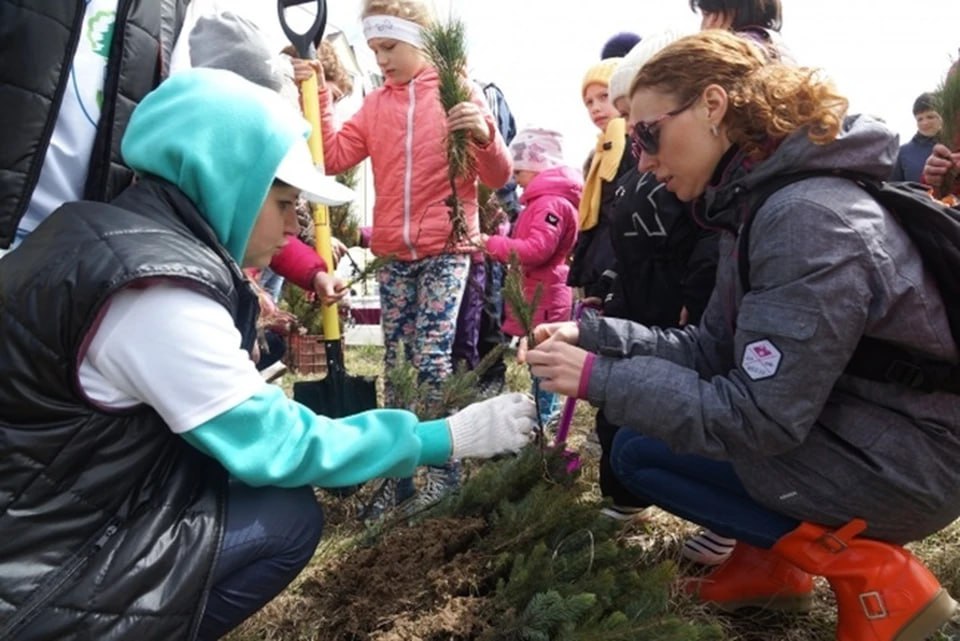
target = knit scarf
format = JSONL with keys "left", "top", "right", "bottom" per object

{"left": 578, "top": 117, "right": 626, "bottom": 231}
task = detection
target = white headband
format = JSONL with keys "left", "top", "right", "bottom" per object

{"left": 362, "top": 16, "right": 424, "bottom": 49}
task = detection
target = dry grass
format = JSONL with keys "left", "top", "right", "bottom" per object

{"left": 230, "top": 344, "right": 960, "bottom": 641}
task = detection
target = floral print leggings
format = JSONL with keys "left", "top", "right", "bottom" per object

{"left": 379, "top": 253, "right": 470, "bottom": 412}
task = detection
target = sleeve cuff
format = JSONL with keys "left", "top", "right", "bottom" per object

{"left": 415, "top": 418, "right": 453, "bottom": 466}
{"left": 577, "top": 352, "right": 596, "bottom": 399}
{"left": 585, "top": 356, "right": 614, "bottom": 407}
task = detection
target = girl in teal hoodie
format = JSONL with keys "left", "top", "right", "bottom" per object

{"left": 0, "top": 68, "right": 535, "bottom": 640}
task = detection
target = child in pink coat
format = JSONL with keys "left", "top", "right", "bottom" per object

{"left": 481, "top": 127, "right": 581, "bottom": 424}
{"left": 316, "top": 0, "right": 512, "bottom": 516}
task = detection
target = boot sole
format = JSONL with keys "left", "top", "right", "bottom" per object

{"left": 711, "top": 592, "right": 815, "bottom": 614}
{"left": 893, "top": 589, "right": 957, "bottom": 641}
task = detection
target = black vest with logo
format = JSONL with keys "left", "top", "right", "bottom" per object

{"left": 0, "top": 178, "right": 259, "bottom": 640}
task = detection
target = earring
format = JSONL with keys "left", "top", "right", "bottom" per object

{"left": 710, "top": 124, "right": 719, "bottom": 137}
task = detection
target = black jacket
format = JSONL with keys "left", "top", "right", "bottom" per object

{"left": 0, "top": 0, "right": 189, "bottom": 248}
{"left": 566, "top": 137, "right": 637, "bottom": 299}
{"left": 603, "top": 168, "right": 718, "bottom": 327}
{"left": 0, "top": 178, "right": 258, "bottom": 640}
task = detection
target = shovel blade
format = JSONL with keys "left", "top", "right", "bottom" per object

{"left": 293, "top": 374, "right": 378, "bottom": 419}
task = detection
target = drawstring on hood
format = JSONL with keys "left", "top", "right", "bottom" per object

{"left": 121, "top": 68, "right": 309, "bottom": 262}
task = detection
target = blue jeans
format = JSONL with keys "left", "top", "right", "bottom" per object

{"left": 610, "top": 430, "right": 799, "bottom": 548}
{"left": 532, "top": 377, "right": 559, "bottom": 426}
{"left": 259, "top": 266, "right": 285, "bottom": 303}
{"left": 198, "top": 483, "right": 324, "bottom": 640}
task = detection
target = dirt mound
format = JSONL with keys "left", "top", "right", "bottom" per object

{"left": 301, "top": 517, "right": 494, "bottom": 640}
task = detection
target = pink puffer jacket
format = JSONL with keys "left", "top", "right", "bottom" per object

{"left": 486, "top": 165, "right": 582, "bottom": 337}
{"left": 319, "top": 68, "right": 512, "bottom": 261}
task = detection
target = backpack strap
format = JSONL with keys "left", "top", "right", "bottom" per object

{"left": 737, "top": 170, "right": 835, "bottom": 293}
{"left": 845, "top": 336, "right": 960, "bottom": 393}
{"left": 739, "top": 170, "right": 960, "bottom": 393}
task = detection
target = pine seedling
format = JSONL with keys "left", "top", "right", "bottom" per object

{"left": 383, "top": 340, "right": 421, "bottom": 411}
{"left": 440, "top": 343, "right": 508, "bottom": 411}
{"left": 384, "top": 340, "right": 508, "bottom": 421}
{"left": 478, "top": 183, "right": 508, "bottom": 235}
{"left": 502, "top": 251, "right": 542, "bottom": 348}
{"left": 280, "top": 281, "right": 324, "bottom": 335}
{"left": 502, "top": 251, "right": 546, "bottom": 440}
{"left": 935, "top": 63, "right": 960, "bottom": 199}
{"left": 422, "top": 18, "right": 475, "bottom": 247}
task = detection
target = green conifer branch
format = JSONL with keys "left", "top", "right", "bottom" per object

{"left": 477, "top": 183, "right": 508, "bottom": 235}
{"left": 384, "top": 340, "right": 507, "bottom": 421}
{"left": 423, "top": 18, "right": 475, "bottom": 247}
{"left": 502, "top": 251, "right": 547, "bottom": 440}
{"left": 502, "top": 252, "right": 543, "bottom": 347}
{"left": 383, "top": 340, "right": 420, "bottom": 411}
{"left": 295, "top": 443, "right": 721, "bottom": 641}
{"left": 279, "top": 280, "right": 324, "bottom": 335}
{"left": 440, "top": 343, "right": 507, "bottom": 412}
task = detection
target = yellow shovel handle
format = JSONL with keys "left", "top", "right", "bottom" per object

{"left": 300, "top": 73, "right": 340, "bottom": 341}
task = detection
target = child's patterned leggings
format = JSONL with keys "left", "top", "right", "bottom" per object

{"left": 379, "top": 253, "right": 470, "bottom": 409}
{"left": 379, "top": 254, "right": 470, "bottom": 499}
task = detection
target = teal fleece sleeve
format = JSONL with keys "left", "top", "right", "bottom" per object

{"left": 181, "top": 384, "right": 452, "bottom": 487}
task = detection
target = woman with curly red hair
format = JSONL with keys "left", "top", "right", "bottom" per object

{"left": 525, "top": 30, "right": 959, "bottom": 641}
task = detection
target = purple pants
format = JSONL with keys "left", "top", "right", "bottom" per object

{"left": 452, "top": 259, "right": 486, "bottom": 370}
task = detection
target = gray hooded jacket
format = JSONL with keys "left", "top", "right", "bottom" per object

{"left": 581, "top": 115, "right": 960, "bottom": 543}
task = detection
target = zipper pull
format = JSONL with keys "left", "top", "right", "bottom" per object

{"left": 94, "top": 524, "right": 118, "bottom": 550}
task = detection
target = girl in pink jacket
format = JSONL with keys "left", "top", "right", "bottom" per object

{"left": 317, "top": 0, "right": 512, "bottom": 515}
{"left": 481, "top": 127, "right": 582, "bottom": 425}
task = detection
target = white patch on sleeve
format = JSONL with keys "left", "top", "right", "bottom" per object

{"left": 741, "top": 339, "right": 782, "bottom": 381}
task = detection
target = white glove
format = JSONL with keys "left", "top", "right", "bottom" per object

{"left": 447, "top": 392, "right": 537, "bottom": 459}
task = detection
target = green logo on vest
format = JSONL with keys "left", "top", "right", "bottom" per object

{"left": 87, "top": 10, "right": 116, "bottom": 59}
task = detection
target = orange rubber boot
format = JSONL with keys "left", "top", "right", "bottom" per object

{"left": 684, "top": 541, "right": 814, "bottom": 612}
{"left": 773, "top": 519, "right": 957, "bottom": 641}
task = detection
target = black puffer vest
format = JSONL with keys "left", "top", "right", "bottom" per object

{"left": 0, "top": 178, "right": 258, "bottom": 640}
{"left": 0, "top": 0, "right": 189, "bottom": 248}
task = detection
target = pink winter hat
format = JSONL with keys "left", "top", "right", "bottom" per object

{"left": 509, "top": 127, "right": 565, "bottom": 173}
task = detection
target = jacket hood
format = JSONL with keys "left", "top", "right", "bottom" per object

{"left": 703, "top": 114, "right": 898, "bottom": 224}
{"left": 121, "top": 68, "right": 308, "bottom": 262}
{"left": 520, "top": 165, "right": 583, "bottom": 208}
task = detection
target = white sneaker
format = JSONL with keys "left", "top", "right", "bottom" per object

{"left": 600, "top": 504, "right": 651, "bottom": 522}
{"left": 681, "top": 530, "right": 737, "bottom": 565}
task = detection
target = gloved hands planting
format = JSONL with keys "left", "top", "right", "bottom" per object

{"left": 447, "top": 393, "right": 537, "bottom": 459}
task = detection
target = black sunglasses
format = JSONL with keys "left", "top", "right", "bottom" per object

{"left": 630, "top": 97, "right": 698, "bottom": 158}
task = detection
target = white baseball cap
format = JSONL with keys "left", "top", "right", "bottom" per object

{"left": 274, "top": 137, "right": 356, "bottom": 205}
